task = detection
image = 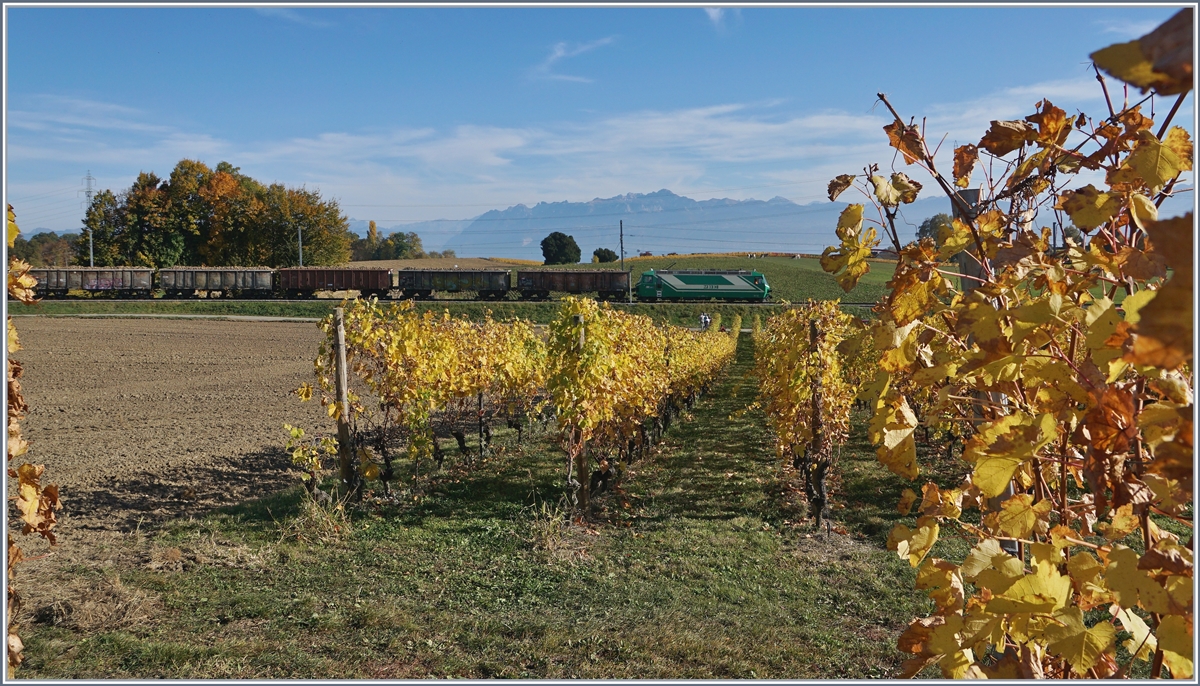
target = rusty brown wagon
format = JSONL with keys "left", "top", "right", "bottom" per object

{"left": 515, "top": 269, "right": 630, "bottom": 300}
{"left": 277, "top": 267, "right": 392, "bottom": 299}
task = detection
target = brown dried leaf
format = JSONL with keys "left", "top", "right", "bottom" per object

{"left": 827, "top": 174, "right": 856, "bottom": 202}
{"left": 884, "top": 120, "right": 924, "bottom": 165}
{"left": 979, "top": 120, "right": 1036, "bottom": 157}
{"left": 953, "top": 144, "right": 978, "bottom": 188}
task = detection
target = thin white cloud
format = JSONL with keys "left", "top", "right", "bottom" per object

{"left": 8, "top": 76, "right": 1191, "bottom": 236}
{"left": 529, "top": 37, "right": 616, "bottom": 83}
{"left": 253, "top": 7, "right": 331, "bottom": 28}
{"left": 704, "top": 7, "right": 741, "bottom": 29}
{"left": 1095, "top": 18, "right": 1161, "bottom": 40}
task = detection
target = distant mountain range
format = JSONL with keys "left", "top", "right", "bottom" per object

{"left": 348, "top": 188, "right": 1194, "bottom": 261}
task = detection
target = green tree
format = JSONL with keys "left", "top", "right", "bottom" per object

{"left": 75, "top": 189, "right": 125, "bottom": 266}
{"left": 259, "top": 185, "right": 352, "bottom": 266}
{"left": 593, "top": 247, "right": 619, "bottom": 263}
{"left": 164, "top": 159, "right": 214, "bottom": 265}
{"left": 916, "top": 213, "right": 953, "bottom": 242}
{"left": 1062, "top": 223, "right": 1083, "bottom": 245}
{"left": 11, "top": 231, "right": 77, "bottom": 267}
{"left": 124, "top": 172, "right": 186, "bottom": 267}
{"left": 541, "top": 231, "right": 581, "bottom": 265}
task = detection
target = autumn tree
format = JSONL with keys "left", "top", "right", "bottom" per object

{"left": 74, "top": 159, "right": 352, "bottom": 267}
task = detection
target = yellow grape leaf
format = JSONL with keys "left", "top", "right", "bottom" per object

{"left": 987, "top": 558, "right": 1071, "bottom": 615}
{"left": 886, "top": 267, "right": 945, "bottom": 328}
{"left": 919, "top": 483, "right": 963, "bottom": 520}
{"left": 995, "top": 494, "right": 1052, "bottom": 539}
{"left": 7, "top": 318, "right": 20, "bottom": 355}
{"left": 6, "top": 204, "right": 18, "bottom": 249}
{"left": 295, "top": 383, "right": 314, "bottom": 402}
{"left": 1129, "top": 193, "right": 1159, "bottom": 230}
{"left": 1158, "top": 615, "right": 1194, "bottom": 679}
{"left": 979, "top": 120, "right": 1036, "bottom": 156}
{"left": 827, "top": 174, "right": 855, "bottom": 202}
{"left": 1128, "top": 130, "right": 1185, "bottom": 195}
{"left": 870, "top": 391, "right": 919, "bottom": 480}
{"left": 937, "top": 218, "right": 974, "bottom": 260}
{"left": 953, "top": 144, "right": 977, "bottom": 188}
{"left": 1095, "top": 503, "right": 1140, "bottom": 541}
{"left": 1056, "top": 185, "right": 1120, "bottom": 230}
{"left": 890, "top": 172, "right": 922, "bottom": 203}
{"left": 870, "top": 175, "right": 899, "bottom": 206}
{"left": 955, "top": 539, "right": 1022, "bottom": 592}
{"left": 898, "top": 488, "right": 918, "bottom": 515}
{"left": 916, "top": 558, "right": 965, "bottom": 615}
{"left": 1090, "top": 10, "right": 1193, "bottom": 96}
{"left": 1105, "top": 545, "right": 1171, "bottom": 614}
{"left": 1163, "top": 126, "right": 1193, "bottom": 172}
{"left": 888, "top": 517, "right": 939, "bottom": 567}
{"left": 884, "top": 120, "right": 924, "bottom": 165}
{"left": 1044, "top": 607, "right": 1116, "bottom": 676}
{"left": 1115, "top": 607, "right": 1158, "bottom": 662}
{"left": 1128, "top": 214, "right": 1193, "bottom": 370}
{"left": 1120, "top": 287, "right": 1158, "bottom": 325}
{"left": 1143, "top": 473, "right": 1189, "bottom": 513}
{"left": 7, "top": 259, "right": 38, "bottom": 305}
{"left": 1025, "top": 99, "right": 1071, "bottom": 147}
{"left": 819, "top": 204, "right": 878, "bottom": 292}
{"left": 966, "top": 413, "right": 1057, "bottom": 498}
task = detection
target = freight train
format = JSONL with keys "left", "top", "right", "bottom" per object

{"left": 27, "top": 266, "right": 771, "bottom": 303}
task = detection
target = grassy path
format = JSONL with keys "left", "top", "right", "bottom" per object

{"left": 19, "top": 334, "right": 930, "bottom": 678}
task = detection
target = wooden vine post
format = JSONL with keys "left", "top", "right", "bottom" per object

{"left": 333, "top": 307, "right": 356, "bottom": 492}
{"left": 807, "top": 318, "right": 831, "bottom": 530}
{"left": 573, "top": 314, "right": 589, "bottom": 511}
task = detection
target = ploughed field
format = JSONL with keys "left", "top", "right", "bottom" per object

{"left": 13, "top": 317, "right": 327, "bottom": 534}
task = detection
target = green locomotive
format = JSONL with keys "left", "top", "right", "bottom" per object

{"left": 634, "top": 269, "right": 770, "bottom": 302}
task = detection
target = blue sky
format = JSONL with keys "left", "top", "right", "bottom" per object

{"left": 4, "top": 4, "right": 1193, "bottom": 251}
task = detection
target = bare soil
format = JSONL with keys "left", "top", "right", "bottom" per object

{"left": 12, "top": 317, "right": 329, "bottom": 537}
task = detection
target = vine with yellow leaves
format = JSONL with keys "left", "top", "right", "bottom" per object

{"left": 545, "top": 297, "right": 739, "bottom": 509}
{"left": 6, "top": 205, "right": 63, "bottom": 678}
{"left": 753, "top": 299, "right": 862, "bottom": 527}
{"left": 819, "top": 10, "right": 1193, "bottom": 678}
{"left": 297, "top": 298, "right": 547, "bottom": 499}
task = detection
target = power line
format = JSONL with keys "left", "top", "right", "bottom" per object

{"left": 6, "top": 185, "right": 82, "bottom": 203}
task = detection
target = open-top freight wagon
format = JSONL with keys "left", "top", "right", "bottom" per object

{"left": 30, "top": 267, "right": 155, "bottom": 298}
{"left": 514, "top": 269, "right": 630, "bottom": 300}
{"left": 277, "top": 267, "right": 392, "bottom": 299}
{"left": 393, "top": 269, "right": 510, "bottom": 300}
{"left": 159, "top": 267, "right": 274, "bottom": 298}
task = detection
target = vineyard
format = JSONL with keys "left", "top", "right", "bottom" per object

{"left": 6, "top": 9, "right": 1195, "bottom": 680}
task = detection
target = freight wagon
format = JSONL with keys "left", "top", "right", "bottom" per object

{"left": 514, "top": 269, "right": 630, "bottom": 300}
{"left": 159, "top": 267, "right": 274, "bottom": 298}
{"left": 30, "top": 267, "right": 155, "bottom": 298}
{"left": 634, "top": 269, "right": 770, "bottom": 302}
{"left": 277, "top": 267, "right": 392, "bottom": 298}
{"left": 393, "top": 269, "right": 510, "bottom": 300}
